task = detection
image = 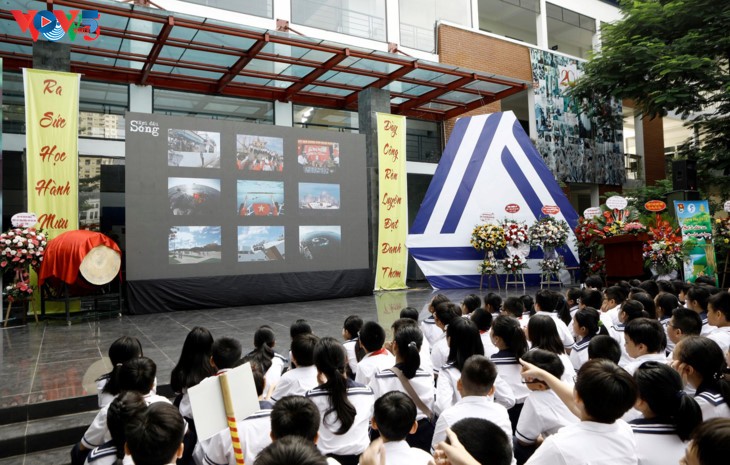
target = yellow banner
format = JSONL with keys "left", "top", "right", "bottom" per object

{"left": 375, "top": 113, "right": 408, "bottom": 290}
{"left": 24, "top": 68, "right": 79, "bottom": 236}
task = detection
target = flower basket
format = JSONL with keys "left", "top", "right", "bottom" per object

{"left": 471, "top": 224, "right": 507, "bottom": 252}
{"left": 1, "top": 227, "right": 47, "bottom": 309}
{"left": 528, "top": 216, "right": 570, "bottom": 249}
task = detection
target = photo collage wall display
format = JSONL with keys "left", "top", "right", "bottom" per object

{"left": 125, "top": 113, "right": 369, "bottom": 281}
{"left": 529, "top": 49, "right": 625, "bottom": 186}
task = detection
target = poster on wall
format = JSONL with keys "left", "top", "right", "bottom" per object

{"left": 125, "top": 112, "right": 370, "bottom": 311}
{"left": 529, "top": 49, "right": 625, "bottom": 186}
{"left": 375, "top": 113, "right": 408, "bottom": 290}
{"left": 674, "top": 200, "right": 717, "bottom": 283}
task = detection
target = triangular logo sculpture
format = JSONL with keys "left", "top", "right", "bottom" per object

{"left": 406, "top": 112, "right": 580, "bottom": 289}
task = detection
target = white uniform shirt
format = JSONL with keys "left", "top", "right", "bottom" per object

{"left": 630, "top": 419, "right": 686, "bottom": 465}
{"left": 525, "top": 420, "right": 638, "bottom": 465}
{"left": 418, "top": 338, "right": 433, "bottom": 374}
{"left": 621, "top": 352, "right": 667, "bottom": 376}
{"left": 430, "top": 338, "right": 449, "bottom": 375}
{"left": 535, "top": 312, "right": 574, "bottom": 349}
{"left": 706, "top": 326, "right": 730, "bottom": 353}
{"left": 660, "top": 317, "right": 675, "bottom": 353}
{"left": 81, "top": 393, "right": 171, "bottom": 449}
{"left": 306, "top": 380, "right": 375, "bottom": 456}
{"left": 420, "top": 316, "right": 442, "bottom": 346}
{"left": 343, "top": 338, "right": 359, "bottom": 376}
{"left": 382, "top": 440, "right": 432, "bottom": 465}
{"left": 604, "top": 320, "right": 633, "bottom": 367}
{"left": 200, "top": 405, "right": 273, "bottom": 465}
{"left": 480, "top": 331, "right": 499, "bottom": 358}
{"left": 432, "top": 396, "right": 512, "bottom": 449}
{"left": 355, "top": 349, "right": 396, "bottom": 386}
{"left": 699, "top": 313, "right": 713, "bottom": 336}
{"left": 557, "top": 353, "right": 576, "bottom": 385}
{"left": 515, "top": 389, "right": 579, "bottom": 445}
{"left": 85, "top": 441, "right": 135, "bottom": 465}
{"left": 369, "top": 367, "right": 434, "bottom": 421}
{"left": 270, "top": 365, "right": 319, "bottom": 401}
{"left": 434, "top": 363, "right": 515, "bottom": 415}
{"left": 263, "top": 353, "right": 287, "bottom": 398}
{"left": 569, "top": 306, "right": 580, "bottom": 338}
{"left": 569, "top": 335, "right": 592, "bottom": 371}
{"left": 694, "top": 386, "right": 730, "bottom": 420}
{"left": 491, "top": 350, "right": 530, "bottom": 404}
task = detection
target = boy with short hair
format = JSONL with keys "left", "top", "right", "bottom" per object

{"left": 342, "top": 315, "right": 363, "bottom": 378}
{"left": 601, "top": 286, "right": 627, "bottom": 327}
{"left": 587, "top": 335, "right": 621, "bottom": 364}
{"left": 706, "top": 291, "right": 730, "bottom": 352}
{"left": 432, "top": 355, "right": 512, "bottom": 449}
{"left": 622, "top": 318, "right": 667, "bottom": 374}
{"left": 667, "top": 307, "right": 702, "bottom": 351}
{"left": 125, "top": 402, "right": 186, "bottom": 465}
{"left": 355, "top": 321, "right": 395, "bottom": 385}
{"left": 685, "top": 285, "right": 712, "bottom": 335}
{"left": 521, "top": 359, "right": 638, "bottom": 465}
{"left": 271, "top": 334, "right": 320, "bottom": 401}
{"left": 580, "top": 289, "right": 603, "bottom": 311}
{"left": 371, "top": 391, "right": 433, "bottom": 464}
{"left": 515, "top": 349, "right": 579, "bottom": 463}
{"left": 211, "top": 337, "right": 243, "bottom": 372}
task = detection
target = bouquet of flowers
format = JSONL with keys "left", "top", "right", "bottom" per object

{"left": 0, "top": 227, "right": 47, "bottom": 270}
{"left": 574, "top": 217, "right": 605, "bottom": 247}
{"left": 528, "top": 216, "right": 570, "bottom": 248}
{"left": 4, "top": 269, "right": 34, "bottom": 302}
{"left": 540, "top": 256, "right": 564, "bottom": 275}
{"left": 471, "top": 224, "right": 507, "bottom": 252}
{"left": 715, "top": 217, "right": 730, "bottom": 245}
{"left": 502, "top": 254, "right": 527, "bottom": 274}
{"left": 501, "top": 219, "right": 529, "bottom": 248}
{"left": 643, "top": 219, "right": 685, "bottom": 276}
{"left": 622, "top": 222, "right": 648, "bottom": 235}
{"left": 479, "top": 256, "right": 499, "bottom": 275}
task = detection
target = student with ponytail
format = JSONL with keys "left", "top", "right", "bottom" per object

{"left": 570, "top": 307, "right": 608, "bottom": 370}
{"left": 672, "top": 336, "right": 730, "bottom": 420}
{"left": 370, "top": 324, "right": 435, "bottom": 451}
{"left": 306, "top": 337, "right": 374, "bottom": 465}
{"left": 630, "top": 361, "right": 702, "bottom": 465}
{"left": 533, "top": 290, "right": 574, "bottom": 351}
{"left": 85, "top": 392, "right": 147, "bottom": 465}
{"left": 246, "top": 326, "right": 287, "bottom": 399}
{"left": 491, "top": 315, "right": 530, "bottom": 431}
{"left": 96, "top": 336, "right": 145, "bottom": 408}
{"left": 526, "top": 314, "right": 576, "bottom": 385}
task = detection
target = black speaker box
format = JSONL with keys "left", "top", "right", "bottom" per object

{"left": 672, "top": 159, "right": 697, "bottom": 191}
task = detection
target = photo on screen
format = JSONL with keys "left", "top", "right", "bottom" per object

{"left": 299, "top": 226, "right": 341, "bottom": 260}
{"left": 238, "top": 226, "right": 285, "bottom": 262}
{"left": 297, "top": 140, "right": 340, "bottom": 174}
{"left": 298, "top": 183, "right": 340, "bottom": 210}
{"left": 168, "top": 226, "right": 222, "bottom": 265}
{"left": 236, "top": 135, "right": 284, "bottom": 172}
{"left": 168, "top": 129, "right": 221, "bottom": 168}
{"left": 237, "top": 180, "right": 284, "bottom": 216}
{"left": 168, "top": 178, "right": 221, "bottom": 215}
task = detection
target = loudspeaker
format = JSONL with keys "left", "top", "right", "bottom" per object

{"left": 666, "top": 190, "right": 701, "bottom": 217}
{"left": 672, "top": 159, "right": 697, "bottom": 191}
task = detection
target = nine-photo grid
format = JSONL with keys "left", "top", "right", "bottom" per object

{"left": 167, "top": 132, "right": 343, "bottom": 265}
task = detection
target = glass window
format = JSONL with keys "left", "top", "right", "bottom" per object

{"left": 181, "top": 0, "right": 273, "bottom": 18}
{"left": 546, "top": 2, "right": 596, "bottom": 59}
{"left": 153, "top": 89, "right": 274, "bottom": 124}
{"left": 78, "top": 156, "right": 126, "bottom": 238}
{"left": 291, "top": 0, "right": 387, "bottom": 42}
{"left": 400, "top": 0, "right": 471, "bottom": 52}
{"left": 406, "top": 119, "right": 442, "bottom": 162}
{"left": 478, "top": 0, "right": 539, "bottom": 45}
{"left": 293, "top": 105, "right": 359, "bottom": 133}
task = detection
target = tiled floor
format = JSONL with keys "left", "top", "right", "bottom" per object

{"left": 0, "top": 286, "right": 536, "bottom": 408}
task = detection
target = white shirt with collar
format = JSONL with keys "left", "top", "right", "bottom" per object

{"left": 200, "top": 406, "right": 273, "bottom": 465}
{"left": 343, "top": 338, "right": 359, "bottom": 375}
{"left": 382, "top": 439, "right": 432, "bottom": 465}
{"left": 569, "top": 335, "right": 592, "bottom": 370}
{"left": 430, "top": 337, "right": 449, "bottom": 375}
{"left": 420, "top": 315, "right": 443, "bottom": 346}
{"left": 270, "top": 364, "right": 320, "bottom": 401}
{"left": 535, "top": 311, "right": 575, "bottom": 349}
{"left": 706, "top": 326, "right": 730, "bottom": 353}
{"left": 369, "top": 367, "right": 434, "bottom": 421}
{"left": 418, "top": 338, "right": 433, "bottom": 374}
{"left": 621, "top": 352, "right": 667, "bottom": 376}
{"left": 432, "top": 396, "right": 512, "bottom": 450}
{"left": 515, "top": 389, "right": 579, "bottom": 445}
{"left": 480, "top": 331, "right": 499, "bottom": 358}
{"left": 630, "top": 419, "right": 686, "bottom": 465}
{"left": 354, "top": 349, "right": 395, "bottom": 386}
{"left": 694, "top": 387, "right": 730, "bottom": 420}
{"left": 263, "top": 353, "right": 288, "bottom": 398}
{"left": 434, "top": 363, "right": 515, "bottom": 416}
{"left": 525, "top": 419, "right": 638, "bottom": 465}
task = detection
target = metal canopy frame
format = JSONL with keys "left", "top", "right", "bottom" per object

{"left": 0, "top": 0, "right": 529, "bottom": 121}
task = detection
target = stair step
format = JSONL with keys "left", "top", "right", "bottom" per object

{"left": 0, "top": 445, "right": 72, "bottom": 465}
{"left": 0, "top": 410, "right": 97, "bottom": 459}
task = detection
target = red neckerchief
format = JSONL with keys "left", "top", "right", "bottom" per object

{"left": 369, "top": 348, "right": 388, "bottom": 357}
{"left": 479, "top": 330, "right": 487, "bottom": 335}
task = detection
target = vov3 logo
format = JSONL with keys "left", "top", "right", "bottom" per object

{"left": 11, "top": 9, "right": 101, "bottom": 42}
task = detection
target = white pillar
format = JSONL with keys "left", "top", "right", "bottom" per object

{"left": 275, "top": 101, "right": 293, "bottom": 127}
{"left": 385, "top": 0, "right": 401, "bottom": 45}
{"left": 536, "top": 0, "right": 549, "bottom": 49}
{"left": 527, "top": 87, "right": 537, "bottom": 141}
{"left": 470, "top": 0, "right": 480, "bottom": 29}
{"left": 273, "top": 0, "right": 291, "bottom": 20}
{"left": 129, "top": 85, "right": 153, "bottom": 114}
{"left": 592, "top": 19, "right": 602, "bottom": 54}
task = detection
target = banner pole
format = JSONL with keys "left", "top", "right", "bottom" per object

{"left": 219, "top": 373, "right": 245, "bottom": 465}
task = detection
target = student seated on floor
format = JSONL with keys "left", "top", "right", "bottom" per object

{"left": 73, "top": 357, "right": 171, "bottom": 465}
{"left": 245, "top": 326, "right": 288, "bottom": 399}
{"left": 371, "top": 391, "right": 433, "bottom": 465}
{"left": 587, "top": 335, "right": 621, "bottom": 364}
{"left": 519, "top": 359, "right": 639, "bottom": 465}
{"left": 288, "top": 319, "right": 314, "bottom": 370}
{"left": 355, "top": 321, "right": 395, "bottom": 386}
{"left": 125, "top": 403, "right": 186, "bottom": 465}
{"left": 514, "top": 350, "right": 579, "bottom": 465}
{"left": 198, "top": 365, "right": 274, "bottom": 465}
{"left": 85, "top": 392, "right": 147, "bottom": 465}
{"left": 271, "top": 333, "right": 320, "bottom": 401}
{"left": 96, "top": 336, "right": 148, "bottom": 409}
{"left": 436, "top": 418, "right": 514, "bottom": 465}
{"left": 210, "top": 337, "right": 243, "bottom": 374}
{"left": 432, "top": 354, "right": 512, "bottom": 450}
{"left": 622, "top": 318, "right": 668, "bottom": 375}
{"left": 681, "top": 418, "right": 730, "bottom": 465}
{"left": 254, "top": 436, "right": 328, "bottom": 465}
{"left": 421, "top": 294, "right": 451, "bottom": 346}
{"left": 342, "top": 315, "right": 364, "bottom": 379}
{"left": 707, "top": 291, "right": 730, "bottom": 353}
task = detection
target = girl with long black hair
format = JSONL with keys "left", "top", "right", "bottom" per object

{"left": 245, "top": 325, "right": 287, "bottom": 399}
{"left": 491, "top": 315, "right": 530, "bottom": 431}
{"left": 96, "top": 336, "right": 145, "bottom": 408}
{"left": 305, "top": 337, "right": 374, "bottom": 465}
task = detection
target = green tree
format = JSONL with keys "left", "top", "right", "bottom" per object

{"left": 569, "top": 0, "right": 730, "bottom": 194}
